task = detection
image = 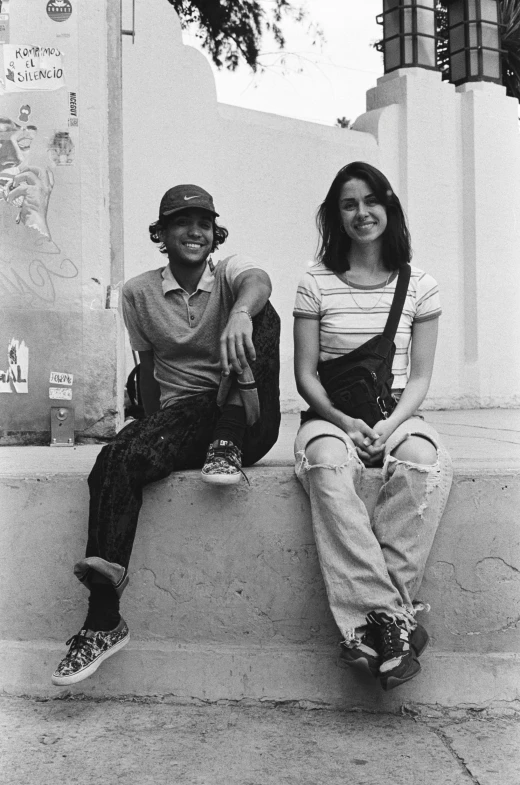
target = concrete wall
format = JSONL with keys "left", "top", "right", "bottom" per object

{"left": 0, "top": 0, "right": 124, "bottom": 443}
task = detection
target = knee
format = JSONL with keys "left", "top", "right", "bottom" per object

{"left": 305, "top": 435, "right": 350, "bottom": 465}
{"left": 391, "top": 435, "right": 437, "bottom": 466}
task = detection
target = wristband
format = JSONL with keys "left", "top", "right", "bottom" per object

{"left": 231, "top": 308, "right": 253, "bottom": 324}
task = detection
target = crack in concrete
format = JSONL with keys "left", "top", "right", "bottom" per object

{"left": 136, "top": 567, "right": 190, "bottom": 604}
{"left": 428, "top": 724, "right": 482, "bottom": 783}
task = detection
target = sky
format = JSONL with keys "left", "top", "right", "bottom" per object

{"left": 181, "top": 0, "right": 385, "bottom": 127}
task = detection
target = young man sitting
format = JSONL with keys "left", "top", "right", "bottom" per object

{"left": 52, "top": 184, "right": 280, "bottom": 686}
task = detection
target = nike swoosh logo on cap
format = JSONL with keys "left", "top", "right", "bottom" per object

{"left": 183, "top": 195, "right": 199, "bottom": 200}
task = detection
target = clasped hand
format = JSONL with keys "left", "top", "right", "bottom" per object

{"left": 220, "top": 311, "right": 256, "bottom": 377}
{"left": 342, "top": 416, "right": 394, "bottom": 465}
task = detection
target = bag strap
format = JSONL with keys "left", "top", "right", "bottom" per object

{"left": 382, "top": 264, "right": 411, "bottom": 342}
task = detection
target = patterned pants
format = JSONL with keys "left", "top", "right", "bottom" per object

{"left": 86, "top": 303, "right": 280, "bottom": 570}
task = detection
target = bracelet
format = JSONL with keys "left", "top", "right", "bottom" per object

{"left": 231, "top": 308, "right": 253, "bottom": 324}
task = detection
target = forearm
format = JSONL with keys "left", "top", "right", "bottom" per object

{"left": 230, "top": 277, "right": 271, "bottom": 318}
{"left": 386, "top": 376, "right": 430, "bottom": 429}
{"left": 296, "top": 373, "right": 348, "bottom": 431}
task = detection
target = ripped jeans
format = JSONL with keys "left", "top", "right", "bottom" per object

{"left": 294, "top": 417, "right": 453, "bottom": 641}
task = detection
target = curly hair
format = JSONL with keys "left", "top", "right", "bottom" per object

{"left": 148, "top": 214, "right": 229, "bottom": 254}
{"left": 316, "top": 161, "right": 412, "bottom": 272}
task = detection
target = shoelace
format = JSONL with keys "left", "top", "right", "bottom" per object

{"left": 65, "top": 632, "right": 92, "bottom": 654}
{"left": 379, "top": 621, "right": 409, "bottom": 660}
{"left": 209, "top": 444, "right": 250, "bottom": 485}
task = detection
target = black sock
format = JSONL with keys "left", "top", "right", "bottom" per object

{"left": 213, "top": 404, "right": 247, "bottom": 450}
{"left": 83, "top": 584, "right": 121, "bottom": 632}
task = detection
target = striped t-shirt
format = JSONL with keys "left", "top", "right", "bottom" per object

{"left": 293, "top": 264, "right": 441, "bottom": 390}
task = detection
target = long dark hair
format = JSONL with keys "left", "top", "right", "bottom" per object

{"left": 316, "top": 161, "right": 412, "bottom": 272}
{"left": 148, "top": 214, "right": 229, "bottom": 254}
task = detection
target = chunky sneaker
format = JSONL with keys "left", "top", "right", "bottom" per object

{"left": 201, "top": 439, "right": 243, "bottom": 485}
{"left": 51, "top": 618, "right": 129, "bottom": 686}
{"left": 410, "top": 623, "right": 429, "bottom": 658}
{"left": 338, "top": 626, "right": 380, "bottom": 677}
{"left": 366, "top": 611, "right": 420, "bottom": 691}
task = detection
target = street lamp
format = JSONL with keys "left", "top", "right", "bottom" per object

{"left": 446, "top": 0, "right": 503, "bottom": 85}
{"left": 377, "top": 0, "right": 438, "bottom": 74}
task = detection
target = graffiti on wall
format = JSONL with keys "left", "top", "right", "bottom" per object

{"left": 0, "top": 28, "right": 81, "bottom": 308}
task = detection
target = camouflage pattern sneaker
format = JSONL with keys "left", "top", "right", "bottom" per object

{"left": 201, "top": 439, "right": 243, "bottom": 485}
{"left": 51, "top": 618, "right": 129, "bottom": 686}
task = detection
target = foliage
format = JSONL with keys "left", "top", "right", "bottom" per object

{"left": 335, "top": 117, "right": 352, "bottom": 129}
{"left": 500, "top": 0, "right": 520, "bottom": 100}
{"left": 166, "top": 0, "right": 311, "bottom": 71}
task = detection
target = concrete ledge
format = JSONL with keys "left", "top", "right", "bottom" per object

{"left": 1, "top": 411, "right": 519, "bottom": 706}
{"left": 1, "top": 641, "right": 518, "bottom": 709}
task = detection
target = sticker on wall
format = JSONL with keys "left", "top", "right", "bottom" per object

{"left": 48, "top": 130, "right": 74, "bottom": 165}
{"left": 49, "top": 371, "right": 73, "bottom": 386}
{"left": 46, "top": 1, "right": 72, "bottom": 23}
{"left": 49, "top": 386, "right": 72, "bottom": 400}
{"left": 0, "top": 338, "right": 29, "bottom": 393}
{"left": 2, "top": 45, "right": 66, "bottom": 92}
{"left": 19, "top": 104, "right": 31, "bottom": 123}
{"left": 68, "top": 91, "right": 77, "bottom": 127}
{"left": 0, "top": 12, "right": 10, "bottom": 45}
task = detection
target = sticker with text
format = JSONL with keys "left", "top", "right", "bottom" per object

{"left": 49, "top": 386, "right": 72, "bottom": 400}
{"left": 49, "top": 371, "right": 73, "bottom": 386}
{"left": 46, "top": 1, "right": 72, "bottom": 23}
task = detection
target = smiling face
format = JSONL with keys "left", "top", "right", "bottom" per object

{"left": 338, "top": 178, "right": 388, "bottom": 249}
{"left": 159, "top": 208, "right": 214, "bottom": 269}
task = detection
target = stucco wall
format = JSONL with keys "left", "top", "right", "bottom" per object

{"left": 122, "top": 4, "right": 520, "bottom": 411}
{"left": 122, "top": 6, "right": 379, "bottom": 411}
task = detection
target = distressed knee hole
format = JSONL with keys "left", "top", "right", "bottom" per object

{"left": 390, "top": 434, "right": 438, "bottom": 466}
{"left": 298, "top": 435, "right": 360, "bottom": 472}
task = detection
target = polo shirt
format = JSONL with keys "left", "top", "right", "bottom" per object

{"left": 122, "top": 254, "right": 263, "bottom": 408}
{"left": 293, "top": 263, "right": 441, "bottom": 390}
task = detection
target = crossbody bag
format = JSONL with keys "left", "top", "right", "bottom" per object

{"left": 301, "top": 263, "right": 411, "bottom": 429}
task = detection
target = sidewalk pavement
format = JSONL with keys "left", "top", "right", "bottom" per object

{"left": 2, "top": 696, "right": 519, "bottom": 785}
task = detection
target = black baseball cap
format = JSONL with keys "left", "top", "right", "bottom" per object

{"left": 159, "top": 184, "right": 219, "bottom": 218}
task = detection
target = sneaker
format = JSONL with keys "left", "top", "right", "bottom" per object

{"left": 367, "top": 611, "right": 420, "bottom": 691}
{"left": 338, "top": 625, "right": 379, "bottom": 677}
{"left": 410, "top": 623, "right": 429, "bottom": 658}
{"left": 201, "top": 439, "right": 243, "bottom": 485}
{"left": 51, "top": 618, "right": 129, "bottom": 686}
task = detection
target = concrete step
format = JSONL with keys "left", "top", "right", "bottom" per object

{"left": 1, "top": 411, "right": 519, "bottom": 709}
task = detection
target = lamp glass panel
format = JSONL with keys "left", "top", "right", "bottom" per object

{"left": 417, "top": 37, "right": 436, "bottom": 67}
{"left": 451, "top": 50, "right": 466, "bottom": 82}
{"left": 383, "top": 0, "right": 400, "bottom": 11}
{"left": 469, "top": 49, "right": 479, "bottom": 76}
{"left": 468, "top": 21, "right": 478, "bottom": 47}
{"left": 403, "top": 7, "right": 414, "bottom": 35}
{"left": 385, "top": 37, "right": 402, "bottom": 71}
{"left": 385, "top": 8, "right": 401, "bottom": 39}
{"left": 449, "top": 24, "right": 466, "bottom": 53}
{"left": 482, "top": 49, "right": 501, "bottom": 79}
{"left": 480, "top": 0, "right": 499, "bottom": 23}
{"left": 468, "top": 0, "right": 477, "bottom": 18}
{"left": 417, "top": 6, "right": 435, "bottom": 35}
{"left": 449, "top": 3, "right": 464, "bottom": 25}
{"left": 481, "top": 21, "right": 499, "bottom": 49}
{"left": 404, "top": 35, "right": 414, "bottom": 64}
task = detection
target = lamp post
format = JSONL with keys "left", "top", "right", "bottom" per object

{"left": 377, "top": 0, "right": 438, "bottom": 74}
{"left": 446, "top": 0, "right": 503, "bottom": 86}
